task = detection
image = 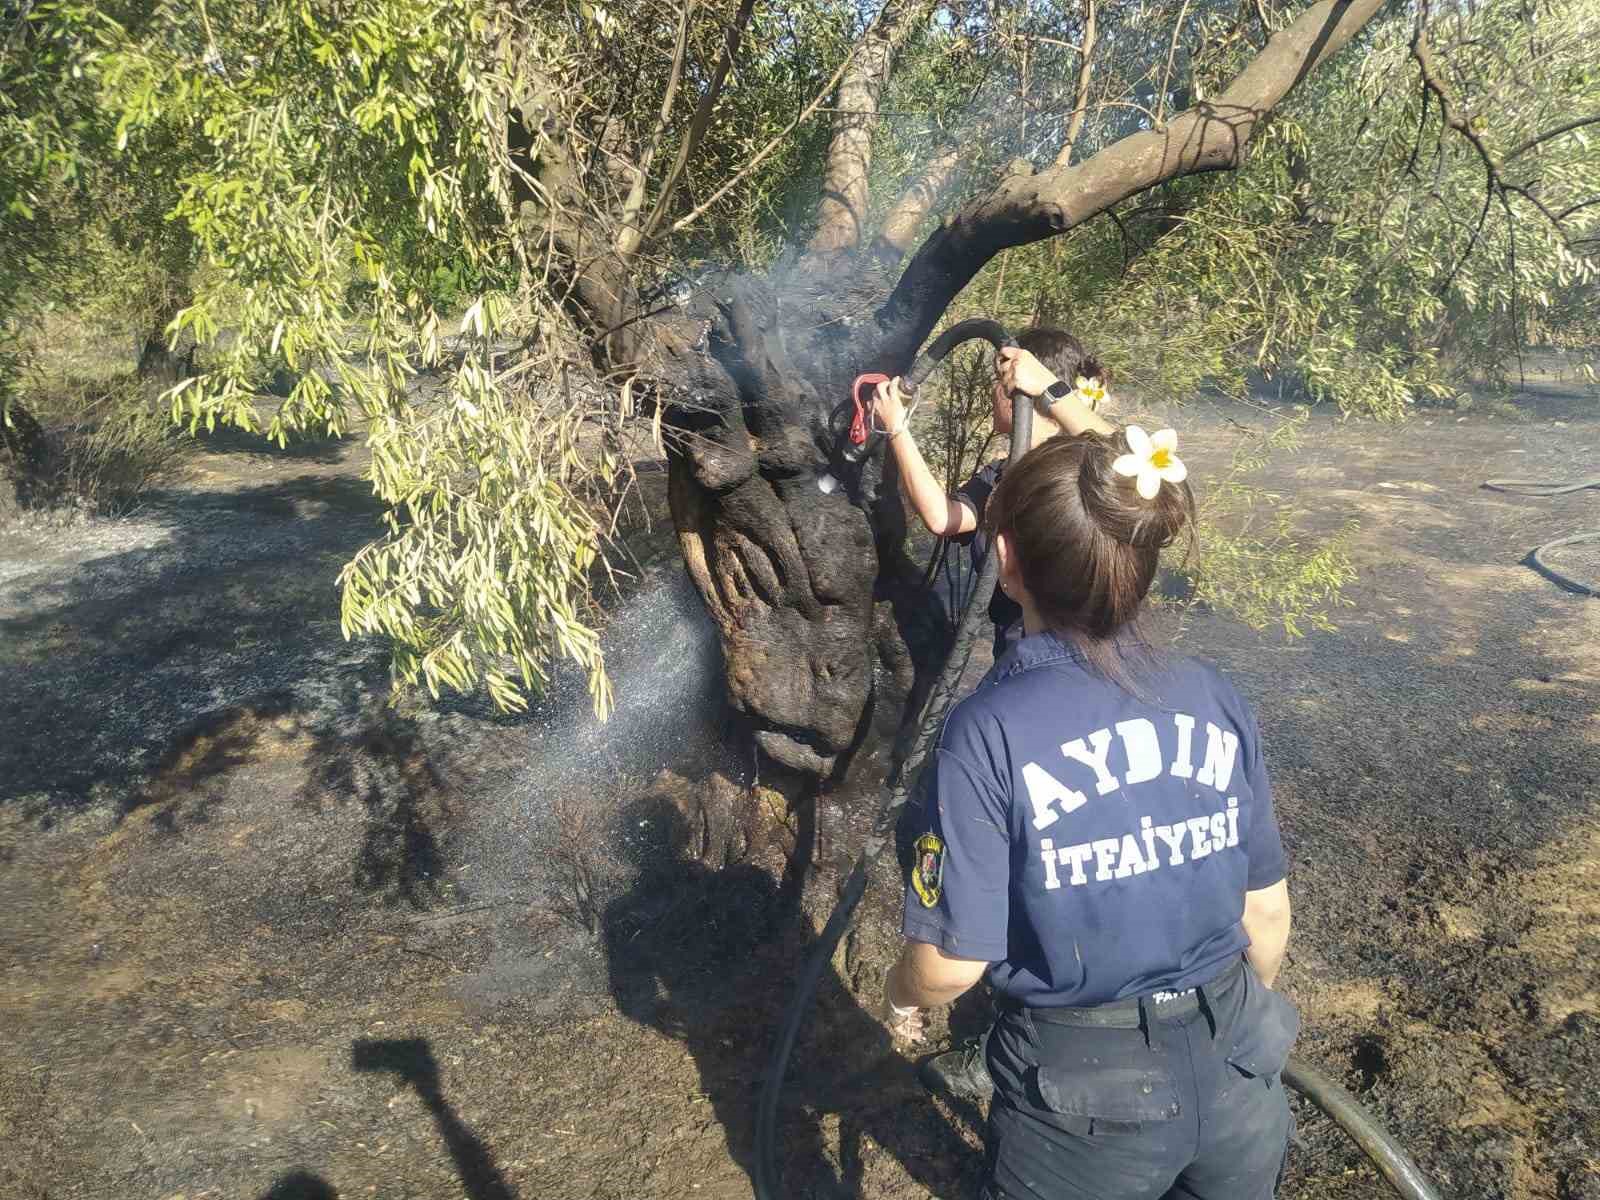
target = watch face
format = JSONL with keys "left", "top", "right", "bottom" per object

{"left": 1046, "top": 380, "right": 1072, "bottom": 399}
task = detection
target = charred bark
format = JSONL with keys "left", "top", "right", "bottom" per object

{"left": 656, "top": 258, "right": 923, "bottom": 777}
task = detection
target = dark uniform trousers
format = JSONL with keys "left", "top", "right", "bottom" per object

{"left": 980, "top": 960, "right": 1297, "bottom": 1200}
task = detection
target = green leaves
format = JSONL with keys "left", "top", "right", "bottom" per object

{"left": 7, "top": 0, "right": 1592, "bottom": 722}
{"left": 0, "top": 0, "right": 618, "bottom": 717}
{"left": 990, "top": 0, "right": 1598, "bottom": 417}
{"left": 1174, "top": 415, "right": 1357, "bottom": 639}
{"left": 339, "top": 332, "right": 614, "bottom": 719}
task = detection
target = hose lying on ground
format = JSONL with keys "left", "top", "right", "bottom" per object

{"left": 1482, "top": 476, "right": 1600, "bottom": 596}
{"left": 1283, "top": 1057, "right": 1445, "bottom": 1200}
{"left": 755, "top": 321, "right": 1446, "bottom": 1200}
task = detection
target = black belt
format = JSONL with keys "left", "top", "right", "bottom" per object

{"left": 1006, "top": 958, "right": 1246, "bottom": 1030}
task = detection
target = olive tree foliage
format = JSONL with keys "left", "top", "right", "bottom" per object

{"left": 0, "top": 0, "right": 1066, "bottom": 717}
{"left": 940, "top": 0, "right": 1600, "bottom": 416}
{"left": 860, "top": 0, "right": 1596, "bottom": 634}
{"left": 2, "top": 1, "right": 198, "bottom": 375}
{"left": 1, "top": 0, "right": 855, "bottom": 715}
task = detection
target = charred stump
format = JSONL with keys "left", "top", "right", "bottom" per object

{"left": 656, "top": 255, "right": 943, "bottom": 792}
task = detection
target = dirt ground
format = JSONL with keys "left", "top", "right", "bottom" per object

{"left": 3, "top": 360, "right": 1599, "bottom": 1200}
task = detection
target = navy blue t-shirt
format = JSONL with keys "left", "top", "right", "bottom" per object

{"left": 954, "top": 460, "right": 1023, "bottom": 659}
{"left": 901, "top": 631, "right": 1286, "bottom": 1008}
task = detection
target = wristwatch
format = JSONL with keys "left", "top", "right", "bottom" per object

{"left": 1035, "top": 378, "right": 1073, "bottom": 413}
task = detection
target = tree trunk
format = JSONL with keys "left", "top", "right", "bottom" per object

{"left": 136, "top": 297, "right": 194, "bottom": 386}
{"left": 873, "top": 146, "right": 962, "bottom": 260}
{"left": 808, "top": 0, "right": 932, "bottom": 257}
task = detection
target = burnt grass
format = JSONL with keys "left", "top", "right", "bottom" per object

{"left": 4, "top": 365, "right": 1600, "bottom": 1200}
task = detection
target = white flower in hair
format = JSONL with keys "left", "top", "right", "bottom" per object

{"left": 1112, "top": 425, "right": 1186, "bottom": 500}
{"left": 1073, "top": 375, "right": 1108, "bottom": 410}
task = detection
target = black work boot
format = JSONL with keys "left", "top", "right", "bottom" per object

{"left": 918, "top": 1037, "right": 995, "bottom": 1102}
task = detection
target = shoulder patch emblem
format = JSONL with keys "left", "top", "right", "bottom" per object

{"left": 912, "top": 833, "right": 945, "bottom": 908}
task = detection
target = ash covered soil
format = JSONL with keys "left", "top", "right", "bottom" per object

{"left": 4, "top": 364, "right": 1600, "bottom": 1200}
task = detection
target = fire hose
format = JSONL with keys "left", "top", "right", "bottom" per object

{"left": 754, "top": 317, "right": 1446, "bottom": 1200}
{"left": 1482, "top": 476, "right": 1600, "bottom": 596}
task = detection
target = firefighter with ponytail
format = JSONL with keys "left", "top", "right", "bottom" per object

{"left": 883, "top": 347, "right": 1297, "bottom": 1200}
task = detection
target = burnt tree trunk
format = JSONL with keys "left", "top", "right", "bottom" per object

{"left": 656, "top": 258, "right": 927, "bottom": 778}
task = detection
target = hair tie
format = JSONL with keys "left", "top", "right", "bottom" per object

{"left": 1111, "top": 426, "right": 1186, "bottom": 500}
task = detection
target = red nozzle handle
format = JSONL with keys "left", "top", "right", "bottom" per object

{"left": 850, "top": 373, "right": 890, "bottom": 446}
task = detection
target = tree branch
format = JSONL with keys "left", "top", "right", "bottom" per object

{"left": 638, "top": 0, "right": 758, "bottom": 245}
{"left": 1054, "top": 0, "right": 1098, "bottom": 168}
{"left": 616, "top": 0, "right": 695, "bottom": 263}
{"left": 1554, "top": 195, "right": 1600, "bottom": 223}
{"left": 878, "top": 0, "right": 1389, "bottom": 358}
{"left": 665, "top": 26, "right": 874, "bottom": 240}
{"left": 1104, "top": 207, "right": 1138, "bottom": 276}
{"left": 1155, "top": 0, "right": 1193, "bottom": 129}
{"left": 1504, "top": 112, "right": 1600, "bottom": 162}
{"left": 872, "top": 145, "right": 962, "bottom": 260}
{"left": 808, "top": 0, "right": 933, "bottom": 257}
{"left": 1411, "top": 15, "right": 1586, "bottom": 294}
{"left": 1410, "top": 25, "right": 1497, "bottom": 185}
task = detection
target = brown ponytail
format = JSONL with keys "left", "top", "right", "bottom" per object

{"left": 988, "top": 431, "right": 1196, "bottom": 687}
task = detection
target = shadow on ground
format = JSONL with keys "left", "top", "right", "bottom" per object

{"left": 0, "top": 467, "right": 480, "bottom": 919}
{"left": 259, "top": 1170, "right": 340, "bottom": 1199}
{"left": 0, "top": 475, "right": 388, "bottom": 816}
{"left": 602, "top": 792, "right": 984, "bottom": 1199}
{"left": 193, "top": 423, "right": 353, "bottom": 464}
{"left": 253, "top": 1036, "right": 529, "bottom": 1200}
{"left": 3, "top": 365, "right": 1599, "bottom": 1200}
{"left": 352, "top": 1037, "right": 517, "bottom": 1200}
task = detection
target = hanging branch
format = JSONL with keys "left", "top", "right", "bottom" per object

{"left": 1410, "top": 12, "right": 1591, "bottom": 297}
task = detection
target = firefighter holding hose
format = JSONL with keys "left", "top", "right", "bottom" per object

{"left": 881, "top": 348, "right": 1297, "bottom": 1200}
{"left": 872, "top": 329, "right": 1111, "bottom": 660}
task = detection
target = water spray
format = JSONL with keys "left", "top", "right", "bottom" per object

{"left": 754, "top": 319, "right": 1446, "bottom": 1200}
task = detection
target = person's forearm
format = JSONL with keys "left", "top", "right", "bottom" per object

{"left": 1242, "top": 910, "right": 1290, "bottom": 988}
{"left": 886, "top": 945, "right": 983, "bottom": 1009}
{"left": 888, "top": 429, "right": 967, "bottom": 536}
